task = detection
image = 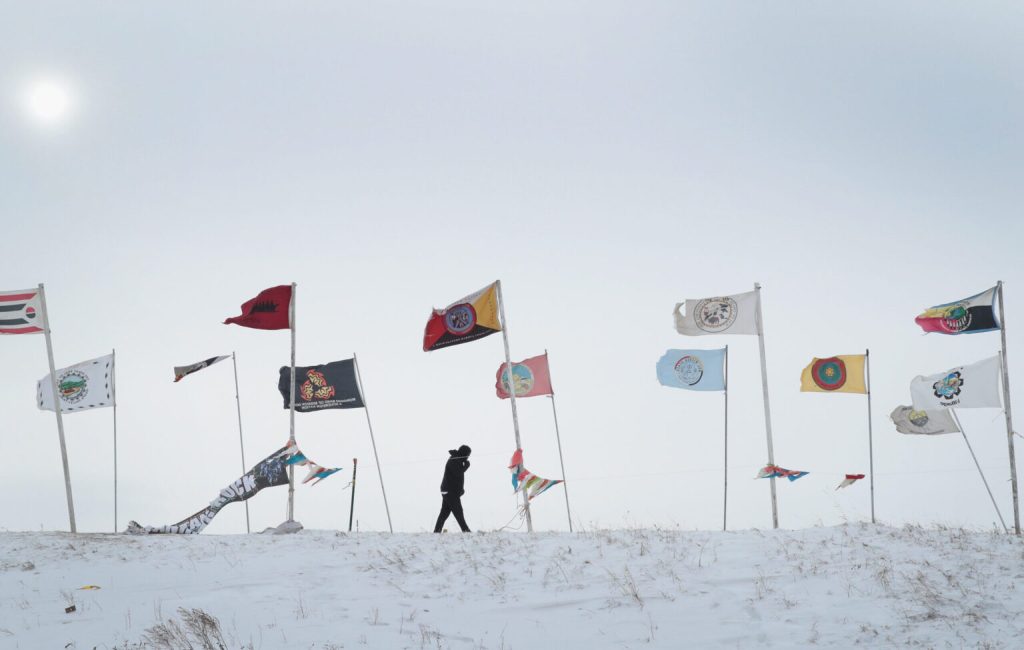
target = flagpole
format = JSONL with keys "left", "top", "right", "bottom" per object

{"left": 348, "top": 457, "right": 358, "bottom": 532}
{"left": 723, "top": 344, "right": 729, "bottom": 532}
{"left": 231, "top": 352, "right": 251, "bottom": 534}
{"left": 951, "top": 409, "right": 1009, "bottom": 533}
{"left": 496, "top": 280, "right": 533, "bottom": 532}
{"left": 287, "top": 282, "right": 297, "bottom": 523}
{"left": 112, "top": 348, "right": 118, "bottom": 533}
{"left": 545, "top": 350, "right": 573, "bottom": 533}
{"left": 866, "top": 348, "right": 876, "bottom": 524}
{"left": 997, "top": 281, "right": 1021, "bottom": 535}
{"left": 353, "top": 353, "right": 394, "bottom": 533}
{"left": 38, "top": 284, "right": 76, "bottom": 533}
{"left": 753, "top": 283, "right": 779, "bottom": 529}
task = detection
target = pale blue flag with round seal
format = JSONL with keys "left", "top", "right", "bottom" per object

{"left": 656, "top": 348, "right": 726, "bottom": 391}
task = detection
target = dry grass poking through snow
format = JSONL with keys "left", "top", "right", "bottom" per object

{"left": 1, "top": 523, "right": 1022, "bottom": 648}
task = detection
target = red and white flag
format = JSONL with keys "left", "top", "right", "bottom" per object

{"left": 224, "top": 285, "right": 292, "bottom": 330}
{"left": 0, "top": 288, "right": 45, "bottom": 335}
{"left": 835, "top": 474, "right": 865, "bottom": 490}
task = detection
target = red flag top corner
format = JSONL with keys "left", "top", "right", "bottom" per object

{"left": 224, "top": 285, "right": 292, "bottom": 330}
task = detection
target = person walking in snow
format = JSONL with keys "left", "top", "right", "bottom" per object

{"left": 433, "top": 445, "right": 472, "bottom": 533}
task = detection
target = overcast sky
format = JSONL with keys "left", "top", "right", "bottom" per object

{"left": 2, "top": 2, "right": 1023, "bottom": 535}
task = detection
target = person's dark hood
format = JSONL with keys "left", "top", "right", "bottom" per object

{"left": 449, "top": 445, "right": 472, "bottom": 458}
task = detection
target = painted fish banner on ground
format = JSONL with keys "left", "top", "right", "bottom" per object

{"left": 673, "top": 290, "right": 759, "bottom": 336}
{"left": 126, "top": 441, "right": 340, "bottom": 534}
{"left": 37, "top": 354, "right": 114, "bottom": 413}
{"left": 889, "top": 405, "right": 960, "bottom": 435}
{"left": 278, "top": 359, "right": 364, "bottom": 412}
{"left": 915, "top": 286, "right": 999, "bottom": 335}
{"left": 909, "top": 355, "right": 1002, "bottom": 410}
{"left": 656, "top": 348, "right": 726, "bottom": 391}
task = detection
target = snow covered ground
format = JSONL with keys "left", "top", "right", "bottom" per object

{"left": 1, "top": 523, "right": 1022, "bottom": 649}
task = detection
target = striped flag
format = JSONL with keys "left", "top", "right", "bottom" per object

{"left": 0, "top": 288, "right": 45, "bottom": 335}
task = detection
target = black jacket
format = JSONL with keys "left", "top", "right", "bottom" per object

{"left": 440, "top": 449, "right": 470, "bottom": 496}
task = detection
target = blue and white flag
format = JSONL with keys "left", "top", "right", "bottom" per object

{"left": 656, "top": 348, "right": 726, "bottom": 391}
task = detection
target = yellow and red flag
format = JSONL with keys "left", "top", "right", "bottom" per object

{"left": 423, "top": 282, "right": 501, "bottom": 351}
{"left": 799, "top": 355, "right": 867, "bottom": 394}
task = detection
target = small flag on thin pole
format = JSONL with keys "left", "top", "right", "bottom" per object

{"left": 174, "top": 355, "right": 230, "bottom": 382}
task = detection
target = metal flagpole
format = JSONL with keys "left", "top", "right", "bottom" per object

{"left": 352, "top": 353, "right": 394, "bottom": 533}
{"left": 544, "top": 350, "right": 573, "bottom": 532}
{"left": 951, "top": 409, "right": 1009, "bottom": 533}
{"left": 348, "top": 458, "right": 358, "bottom": 532}
{"left": 287, "top": 282, "right": 297, "bottom": 522}
{"left": 38, "top": 284, "right": 76, "bottom": 533}
{"left": 996, "top": 281, "right": 1021, "bottom": 535}
{"left": 231, "top": 352, "right": 251, "bottom": 534}
{"left": 753, "top": 283, "right": 779, "bottom": 529}
{"left": 496, "top": 280, "right": 533, "bottom": 532}
{"left": 112, "top": 348, "right": 118, "bottom": 532}
{"left": 723, "top": 344, "right": 729, "bottom": 532}
{"left": 866, "top": 348, "right": 876, "bottom": 524}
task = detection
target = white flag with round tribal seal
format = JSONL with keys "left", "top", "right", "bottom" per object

{"left": 674, "top": 290, "right": 759, "bottom": 336}
{"left": 38, "top": 353, "right": 115, "bottom": 413}
{"left": 909, "top": 355, "right": 1002, "bottom": 411}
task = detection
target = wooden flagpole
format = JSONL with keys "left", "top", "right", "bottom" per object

{"left": 951, "top": 409, "right": 1009, "bottom": 532}
{"left": 866, "top": 348, "right": 876, "bottom": 524}
{"left": 723, "top": 344, "right": 729, "bottom": 532}
{"left": 996, "top": 281, "right": 1021, "bottom": 535}
{"left": 352, "top": 353, "right": 394, "bottom": 533}
{"left": 231, "top": 352, "right": 251, "bottom": 534}
{"left": 38, "top": 283, "right": 76, "bottom": 533}
{"left": 348, "top": 458, "right": 358, "bottom": 532}
{"left": 544, "top": 350, "right": 573, "bottom": 532}
{"left": 753, "top": 283, "right": 779, "bottom": 529}
{"left": 112, "top": 348, "right": 118, "bottom": 532}
{"left": 496, "top": 280, "right": 533, "bottom": 532}
{"left": 287, "top": 282, "right": 297, "bottom": 522}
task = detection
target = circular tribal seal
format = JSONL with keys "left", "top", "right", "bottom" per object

{"left": 57, "top": 369, "right": 89, "bottom": 404}
{"left": 811, "top": 357, "right": 847, "bottom": 391}
{"left": 674, "top": 355, "right": 704, "bottom": 386}
{"left": 444, "top": 303, "right": 477, "bottom": 336}
{"left": 502, "top": 364, "right": 535, "bottom": 396}
{"left": 908, "top": 410, "right": 930, "bottom": 427}
{"left": 940, "top": 303, "right": 972, "bottom": 333}
{"left": 933, "top": 371, "right": 963, "bottom": 400}
{"left": 695, "top": 297, "right": 738, "bottom": 333}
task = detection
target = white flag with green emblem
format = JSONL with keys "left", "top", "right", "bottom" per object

{"left": 38, "top": 354, "right": 115, "bottom": 413}
{"left": 674, "top": 290, "right": 759, "bottom": 336}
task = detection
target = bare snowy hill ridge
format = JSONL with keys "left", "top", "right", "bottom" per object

{"left": 1, "top": 524, "right": 1022, "bottom": 648}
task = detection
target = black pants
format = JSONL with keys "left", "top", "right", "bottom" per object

{"left": 434, "top": 493, "right": 470, "bottom": 532}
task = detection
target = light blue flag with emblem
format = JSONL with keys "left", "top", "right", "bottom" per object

{"left": 656, "top": 348, "right": 726, "bottom": 391}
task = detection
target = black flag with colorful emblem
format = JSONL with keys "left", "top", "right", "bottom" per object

{"left": 278, "top": 359, "right": 364, "bottom": 412}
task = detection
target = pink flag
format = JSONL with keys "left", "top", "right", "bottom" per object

{"left": 495, "top": 354, "right": 554, "bottom": 399}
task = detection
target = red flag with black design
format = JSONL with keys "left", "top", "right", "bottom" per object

{"left": 224, "top": 285, "right": 292, "bottom": 330}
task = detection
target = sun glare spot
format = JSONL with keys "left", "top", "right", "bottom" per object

{"left": 23, "top": 78, "right": 76, "bottom": 127}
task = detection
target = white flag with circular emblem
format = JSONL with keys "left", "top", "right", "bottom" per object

{"left": 674, "top": 290, "right": 759, "bottom": 336}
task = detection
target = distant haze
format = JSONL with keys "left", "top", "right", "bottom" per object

{"left": 1, "top": 2, "right": 1022, "bottom": 534}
